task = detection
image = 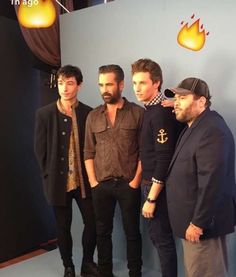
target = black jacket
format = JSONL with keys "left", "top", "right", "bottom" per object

{"left": 166, "top": 108, "right": 236, "bottom": 239}
{"left": 34, "top": 101, "right": 92, "bottom": 206}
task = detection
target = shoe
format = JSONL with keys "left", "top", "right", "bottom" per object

{"left": 81, "top": 261, "right": 100, "bottom": 276}
{"left": 64, "top": 266, "right": 75, "bottom": 277}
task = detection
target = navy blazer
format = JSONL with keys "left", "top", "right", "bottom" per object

{"left": 166, "top": 108, "right": 236, "bottom": 239}
{"left": 34, "top": 101, "right": 92, "bottom": 206}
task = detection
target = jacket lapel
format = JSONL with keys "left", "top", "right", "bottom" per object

{"left": 167, "top": 127, "right": 193, "bottom": 173}
{"left": 167, "top": 108, "right": 210, "bottom": 175}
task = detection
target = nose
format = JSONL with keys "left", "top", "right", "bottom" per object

{"left": 134, "top": 83, "right": 140, "bottom": 92}
{"left": 174, "top": 100, "right": 179, "bottom": 109}
{"left": 100, "top": 85, "right": 107, "bottom": 94}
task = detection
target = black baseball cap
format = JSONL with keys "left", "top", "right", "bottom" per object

{"left": 164, "top": 77, "right": 211, "bottom": 100}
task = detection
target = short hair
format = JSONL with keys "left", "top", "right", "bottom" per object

{"left": 131, "top": 58, "right": 163, "bottom": 91}
{"left": 57, "top": 65, "right": 83, "bottom": 85}
{"left": 98, "top": 64, "right": 124, "bottom": 83}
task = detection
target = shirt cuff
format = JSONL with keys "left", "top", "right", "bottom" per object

{"left": 151, "top": 177, "right": 164, "bottom": 185}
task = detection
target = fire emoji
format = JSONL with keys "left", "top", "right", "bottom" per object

{"left": 18, "top": 0, "right": 57, "bottom": 28}
{"left": 177, "top": 14, "right": 209, "bottom": 51}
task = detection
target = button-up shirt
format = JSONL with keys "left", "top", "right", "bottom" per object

{"left": 84, "top": 98, "right": 144, "bottom": 182}
{"left": 57, "top": 100, "right": 86, "bottom": 197}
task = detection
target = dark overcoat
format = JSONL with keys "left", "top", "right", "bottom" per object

{"left": 166, "top": 108, "right": 236, "bottom": 239}
{"left": 34, "top": 101, "right": 92, "bottom": 206}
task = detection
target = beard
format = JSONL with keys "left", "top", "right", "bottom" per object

{"left": 102, "top": 91, "right": 121, "bottom": 104}
{"left": 174, "top": 105, "right": 196, "bottom": 124}
{"left": 174, "top": 108, "right": 184, "bottom": 122}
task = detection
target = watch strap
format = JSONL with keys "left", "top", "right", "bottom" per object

{"left": 146, "top": 197, "right": 156, "bottom": 203}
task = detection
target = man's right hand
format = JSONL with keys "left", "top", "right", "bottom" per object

{"left": 90, "top": 182, "right": 99, "bottom": 188}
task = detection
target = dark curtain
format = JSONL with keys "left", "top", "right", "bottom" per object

{"left": 14, "top": 0, "right": 74, "bottom": 67}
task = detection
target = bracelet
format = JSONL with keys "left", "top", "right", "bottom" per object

{"left": 151, "top": 177, "right": 164, "bottom": 184}
{"left": 146, "top": 197, "right": 156, "bottom": 203}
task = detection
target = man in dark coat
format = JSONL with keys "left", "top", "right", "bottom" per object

{"left": 34, "top": 65, "right": 99, "bottom": 277}
{"left": 165, "top": 77, "right": 236, "bottom": 277}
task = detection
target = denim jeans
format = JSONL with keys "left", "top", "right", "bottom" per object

{"left": 142, "top": 184, "right": 177, "bottom": 277}
{"left": 92, "top": 178, "right": 142, "bottom": 277}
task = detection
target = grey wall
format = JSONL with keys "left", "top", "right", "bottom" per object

{"left": 59, "top": 0, "right": 236, "bottom": 275}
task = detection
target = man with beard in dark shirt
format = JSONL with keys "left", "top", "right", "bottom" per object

{"left": 84, "top": 64, "right": 143, "bottom": 277}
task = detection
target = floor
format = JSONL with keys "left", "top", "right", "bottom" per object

{"left": 0, "top": 246, "right": 160, "bottom": 277}
{"left": 1, "top": 232, "right": 236, "bottom": 276}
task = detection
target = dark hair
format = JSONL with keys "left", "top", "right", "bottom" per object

{"left": 98, "top": 64, "right": 124, "bottom": 83}
{"left": 131, "top": 58, "right": 163, "bottom": 91}
{"left": 57, "top": 65, "right": 83, "bottom": 85}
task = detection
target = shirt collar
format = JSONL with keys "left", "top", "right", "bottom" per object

{"left": 100, "top": 97, "right": 129, "bottom": 113}
{"left": 57, "top": 99, "right": 78, "bottom": 115}
{"left": 144, "top": 93, "right": 165, "bottom": 107}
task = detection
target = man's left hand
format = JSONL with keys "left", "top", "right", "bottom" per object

{"left": 142, "top": 201, "right": 156, "bottom": 218}
{"left": 185, "top": 223, "right": 203, "bottom": 243}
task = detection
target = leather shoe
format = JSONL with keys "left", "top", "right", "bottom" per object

{"left": 64, "top": 266, "right": 75, "bottom": 277}
{"left": 81, "top": 261, "right": 100, "bottom": 276}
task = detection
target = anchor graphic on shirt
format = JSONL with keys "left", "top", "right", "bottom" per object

{"left": 157, "top": 129, "right": 168, "bottom": 144}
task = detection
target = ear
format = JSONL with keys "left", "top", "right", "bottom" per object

{"left": 119, "top": 80, "right": 124, "bottom": 92}
{"left": 199, "top": 96, "right": 207, "bottom": 107}
{"left": 77, "top": 82, "right": 83, "bottom": 90}
{"left": 154, "top": 80, "right": 160, "bottom": 91}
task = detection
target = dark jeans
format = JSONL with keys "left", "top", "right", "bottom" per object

{"left": 53, "top": 188, "right": 97, "bottom": 268}
{"left": 92, "top": 178, "right": 142, "bottom": 277}
{"left": 142, "top": 184, "right": 177, "bottom": 277}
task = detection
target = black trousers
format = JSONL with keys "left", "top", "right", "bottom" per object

{"left": 142, "top": 184, "right": 177, "bottom": 277}
{"left": 53, "top": 188, "right": 97, "bottom": 268}
{"left": 92, "top": 178, "right": 142, "bottom": 277}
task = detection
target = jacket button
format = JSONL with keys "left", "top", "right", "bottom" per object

{"left": 60, "top": 171, "right": 64, "bottom": 175}
{"left": 61, "top": 157, "right": 65, "bottom": 161}
{"left": 64, "top": 118, "right": 68, "bottom": 122}
{"left": 62, "top": 131, "right": 66, "bottom": 135}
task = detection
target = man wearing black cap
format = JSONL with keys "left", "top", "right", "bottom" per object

{"left": 165, "top": 77, "right": 236, "bottom": 277}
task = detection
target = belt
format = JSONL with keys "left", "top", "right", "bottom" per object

{"left": 102, "top": 177, "right": 126, "bottom": 183}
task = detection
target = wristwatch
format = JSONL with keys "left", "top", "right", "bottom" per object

{"left": 146, "top": 197, "right": 156, "bottom": 203}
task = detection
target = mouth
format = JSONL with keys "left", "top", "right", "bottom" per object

{"left": 102, "top": 95, "right": 111, "bottom": 100}
{"left": 102, "top": 93, "right": 112, "bottom": 97}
